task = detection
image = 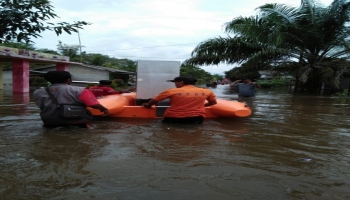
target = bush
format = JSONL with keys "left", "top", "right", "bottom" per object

{"left": 30, "top": 76, "right": 48, "bottom": 87}
{"left": 111, "top": 79, "right": 125, "bottom": 90}
{"left": 258, "top": 79, "right": 291, "bottom": 88}
{"left": 333, "top": 89, "right": 349, "bottom": 98}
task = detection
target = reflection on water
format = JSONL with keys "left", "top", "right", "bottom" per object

{"left": 0, "top": 85, "right": 350, "bottom": 199}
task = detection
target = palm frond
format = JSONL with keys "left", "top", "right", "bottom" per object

{"left": 186, "top": 0, "right": 350, "bottom": 92}
{"left": 257, "top": 3, "right": 300, "bottom": 24}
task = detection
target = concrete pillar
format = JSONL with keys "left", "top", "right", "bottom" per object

{"left": 0, "top": 63, "right": 3, "bottom": 90}
{"left": 56, "top": 63, "right": 68, "bottom": 71}
{"left": 13, "top": 93, "right": 30, "bottom": 104}
{"left": 12, "top": 59, "right": 30, "bottom": 93}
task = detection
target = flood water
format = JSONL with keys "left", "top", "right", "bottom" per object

{"left": 0, "top": 85, "right": 350, "bottom": 200}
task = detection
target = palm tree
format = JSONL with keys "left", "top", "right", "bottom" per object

{"left": 185, "top": 0, "right": 350, "bottom": 94}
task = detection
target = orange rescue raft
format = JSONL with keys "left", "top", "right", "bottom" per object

{"left": 88, "top": 93, "right": 251, "bottom": 118}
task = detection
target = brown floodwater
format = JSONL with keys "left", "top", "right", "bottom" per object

{"left": 0, "top": 85, "right": 349, "bottom": 200}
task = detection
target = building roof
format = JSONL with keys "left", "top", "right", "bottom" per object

{"left": 0, "top": 46, "right": 72, "bottom": 64}
{"left": 3, "top": 63, "right": 135, "bottom": 75}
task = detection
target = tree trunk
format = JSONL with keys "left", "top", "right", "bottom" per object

{"left": 293, "top": 73, "right": 299, "bottom": 95}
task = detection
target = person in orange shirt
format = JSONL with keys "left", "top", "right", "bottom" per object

{"left": 143, "top": 76, "right": 217, "bottom": 124}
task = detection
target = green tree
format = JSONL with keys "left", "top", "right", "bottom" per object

{"left": 185, "top": 0, "right": 350, "bottom": 94}
{"left": 57, "top": 41, "right": 79, "bottom": 61}
{"left": 79, "top": 53, "right": 136, "bottom": 71}
{"left": 35, "top": 48, "right": 60, "bottom": 55}
{"left": 212, "top": 73, "right": 224, "bottom": 81}
{"left": 118, "top": 59, "right": 137, "bottom": 72}
{"left": 0, "top": 0, "right": 89, "bottom": 44}
{"left": 0, "top": 41, "right": 36, "bottom": 50}
{"left": 89, "top": 54, "right": 109, "bottom": 66}
{"left": 180, "top": 64, "right": 212, "bottom": 84}
{"left": 224, "top": 65, "right": 261, "bottom": 81}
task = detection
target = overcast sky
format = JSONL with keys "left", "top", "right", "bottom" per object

{"left": 33, "top": 0, "right": 334, "bottom": 75}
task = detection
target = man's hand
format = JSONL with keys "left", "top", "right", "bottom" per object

{"left": 100, "top": 109, "right": 109, "bottom": 116}
{"left": 205, "top": 100, "right": 217, "bottom": 107}
{"left": 89, "top": 104, "right": 109, "bottom": 116}
{"left": 142, "top": 103, "right": 152, "bottom": 108}
{"left": 142, "top": 99, "right": 157, "bottom": 108}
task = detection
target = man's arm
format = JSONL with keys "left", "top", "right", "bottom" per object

{"left": 89, "top": 104, "right": 109, "bottom": 116}
{"left": 108, "top": 90, "right": 122, "bottom": 94}
{"left": 251, "top": 82, "right": 261, "bottom": 88}
{"left": 230, "top": 80, "right": 241, "bottom": 87}
{"left": 142, "top": 90, "right": 171, "bottom": 108}
{"left": 142, "top": 99, "right": 158, "bottom": 108}
{"left": 205, "top": 100, "right": 217, "bottom": 107}
{"left": 79, "top": 89, "right": 109, "bottom": 116}
{"left": 205, "top": 91, "right": 217, "bottom": 107}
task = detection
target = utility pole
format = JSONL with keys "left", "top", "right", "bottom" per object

{"left": 77, "top": 29, "right": 83, "bottom": 63}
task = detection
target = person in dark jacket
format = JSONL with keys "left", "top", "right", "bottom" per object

{"left": 33, "top": 71, "right": 109, "bottom": 128}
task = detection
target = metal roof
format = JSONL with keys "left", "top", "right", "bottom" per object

{"left": 4, "top": 63, "right": 136, "bottom": 74}
{"left": 0, "top": 46, "right": 135, "bottom": 74}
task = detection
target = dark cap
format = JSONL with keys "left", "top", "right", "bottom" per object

{"left": 166, "top": 76, "right": 197, "bottom": 84}
{"left": 99, "top": 80, "right": 112, "bottom": 85}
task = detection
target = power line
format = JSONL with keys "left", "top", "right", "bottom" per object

{"left": 86, "top": 42, "right": 199, "bottom": 52}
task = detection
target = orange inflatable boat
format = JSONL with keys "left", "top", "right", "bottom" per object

{"left": 88, "top": 93, "right": 251, "bottom": 118}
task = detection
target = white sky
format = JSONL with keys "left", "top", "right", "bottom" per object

{"left": 33, "top": 0, "right": 334, "bottom": 75}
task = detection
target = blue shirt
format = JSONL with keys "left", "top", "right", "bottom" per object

{"left": 234, "top": 83, "right": 256, "bottom": 97}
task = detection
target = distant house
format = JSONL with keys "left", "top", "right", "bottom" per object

{"left": 258, "top": 70, "right": 293, "bottom": 80}
{"left": 339, "top": 76, "right": 350, "bottom": 91}
{"left": 3, "top": 63, "right": 135, "bottom": 87}
{"left": 259, "top": 70, "right": 350, "bottom": 91}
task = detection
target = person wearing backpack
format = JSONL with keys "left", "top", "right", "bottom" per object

{"left": 33, "top": 71, "right": 109, "bottom": 128}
